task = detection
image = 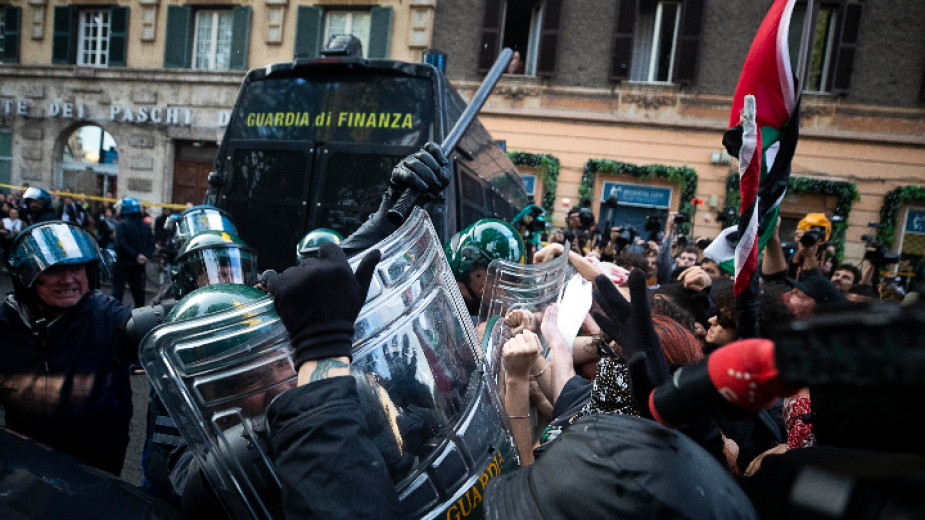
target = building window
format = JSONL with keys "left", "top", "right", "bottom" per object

{"left": 788, "top": 2, "right": 862, "bottom": 94}
{"left": 324, "top": 11, "right": 370, "bottom": 56}
{"left": 77, "top": 9, "right": 110, "bottom": 67}
{"left": 631, "top": 1, "right": 680, "bottom": 82}
{"left": 52, "top": 6, "right": 127, "bottom": 67}
{"left": 610, "top": 0, "right": 704, "bottom": 85}
{"left": 293, "top": 6, "right": 392, "bottom": 59}
{"left": 193, "top": 10, "right": 234, "bottom": 70}
{"left": 479, "top": 0, "right": 562, "bottom": 77}
{"left": 163, "top": 5, "right": 251, "bottom": 69}
{"left": 2, "top": 5, "right": 22, "bottom": 63}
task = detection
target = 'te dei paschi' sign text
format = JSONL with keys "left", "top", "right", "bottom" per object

{"left": 1, "top": 99, "right": 229, "bottom": 127}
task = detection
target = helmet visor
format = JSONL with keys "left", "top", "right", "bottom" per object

{"left": 176, "top": 209, "right": 237, "bottom": 242}
{"left": 9, "top": 223, "right": 102, "bottom": 287}
{"left": 186, "top": 248, "right": 258, "bottom": 289}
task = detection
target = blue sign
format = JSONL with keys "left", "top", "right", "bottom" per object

{"left": 521, "top": 174, "right": 536, "bottom": 196}
{"left": 601, "top": 182, "right": 671, "bottom": 209}
{"left": 906, "top": 209, "right": 925, "bottom": 234}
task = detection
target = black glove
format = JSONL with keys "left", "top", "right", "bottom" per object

{"left": 268, "top": 243, "right": 381, "bottom": 368}
{"left": 387, "top": 141, "right": 450, "bottom": 202}
{"left": 341, "top": 142, "right": 449, "bottom": 256}
{"left": 592, "top": 268, "right": 669, "bottom": 416}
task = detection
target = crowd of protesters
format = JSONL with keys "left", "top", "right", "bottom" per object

{"left": 3, "top": 162, "right": 925, "bottom": 519}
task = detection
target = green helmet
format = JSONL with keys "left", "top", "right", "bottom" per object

{"left": 166, "top": 283, "right": 268, "bottom": 322}
{"left": 296, "top": 228, "right": 342, "bottom": 263}
{"left": 444, "top": 219, "right": 524, "bottom": 279}
{"left": 164, "top": 284, "right": 276, "bottom": 360}
{"left": 172, "top": 230, "right": 259, "bottom": 299}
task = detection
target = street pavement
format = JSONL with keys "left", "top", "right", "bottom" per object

{"left": 0, "top": 262, "right": 165, "bottom": 487}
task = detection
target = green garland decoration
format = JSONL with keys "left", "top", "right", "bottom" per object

{"left": 876, "top": 185, "right": 925, "bottom": 248}
{"left": 508, "top": 151, "right": 560, "bottom": 217}
{"left": 581, "top": 160, "right": 698, "bottom": 235}
{"left": 722, "top": 172, "right": 859, "bottom": 261}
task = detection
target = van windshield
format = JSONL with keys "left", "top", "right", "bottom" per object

{"left": 226, "top": 73, "right": 434, "bottom": 146}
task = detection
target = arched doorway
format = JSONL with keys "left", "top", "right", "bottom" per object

{"left": 58, "top": 124, "right": 119, "bottom": 200}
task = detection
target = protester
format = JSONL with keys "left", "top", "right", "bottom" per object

{"left": 829, "top": 262, "right": 861, "bottom": 293}
{"left": 1, "top": 206, "right": 23, "bottom": 265}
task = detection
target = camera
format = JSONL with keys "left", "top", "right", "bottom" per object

{"left": 799, "top": 225, "right": 828, "bottom": 248}
{"left": 613, "top": 225, "right": 638, "bottom": 252}
{"left": 568, "top": 207, "right": 595, "bottom": 228}
{"left": 674, "top": 213, "right": 690, "bottom": 225}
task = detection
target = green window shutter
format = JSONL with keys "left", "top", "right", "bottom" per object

{"left": 229, "top": 6, "right": 251, "bottom": 70}
{"left": 108, "top": 6, "right": 129, "bottom": 67}
{"left": 829, "top": 2, "right": 862, "bottom": 94}
{"left": 163, "top": 5, "right": 192, "bottom": 68}
{"left": 673, "top": 0, "right": 705, "bottom": 85}
{"left": 294, "top": 6, "right": 322, "bottom": 59}
{"left": 609, "top": 0, "right": 637, "bottom": 81}
{"left": 2, "top": 6, "right": 21, "bottom": 63}
{"left": 479, "top": 0, "right": 503, "bottom": 72}
{"left": 368, "top": 6, "right": 393, "bottom": 59}
{"left": 0, "top": 131, "right": 11, "bottom": 190}
{"left": 52, "top": 6, "right": 75, "bottom": 64}
{"left": 536, "top": 0, "right": 562, "bottom": 77}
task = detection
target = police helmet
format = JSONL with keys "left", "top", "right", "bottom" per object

{"left": 172, "top": 230, "right": 258, "bottom": 299}
{"left": 119, "top": 197, "right": 142, "bottom": 216}
{"left": 445, "top": 219, "right": 524, "bottom": 279}
{"left": 296, "top": 228, "right": 342, "bottom": 262}
{"left": 166, "top": 283, "right": 269, "bottom": 322}
{"left": 7, "top": 221, "right": 111, "bottom": 290}
{"left": 23, "top": 187, "right": 52, "bottom": 206}
{"left": 174, "top": 205, "right": 238, "bottom": 245}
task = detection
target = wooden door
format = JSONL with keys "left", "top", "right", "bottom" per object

{"left": 172, "top": 160, "right": 212, "bottom": 205}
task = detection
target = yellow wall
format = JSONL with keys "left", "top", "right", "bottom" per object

{"left": 479, "top": 112, "right": 925, "bottom": 264}
{"left": 16, "top": 0, "right": 435, "bottom": 69}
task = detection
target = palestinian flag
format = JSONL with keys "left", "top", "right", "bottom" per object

{"left": 704, "top": 0, "right": 801, "bottom": 295}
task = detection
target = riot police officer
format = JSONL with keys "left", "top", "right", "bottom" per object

{"left": 111, "top": 197, "right": 155, "bottom": 307}
{"left": 171, "top": 230, "right": 259, "bottom": 299}
{"left": 0, "top": 221, "right": 133, "bottom": 475}
{"left": 22, "top": 187, "right": 57, "bottom": 225}
{"left": 296, "top": 228, "right": 342, "bottom": 262}
{"left": 445, "top": 218, "right": 525, "bottom": 317}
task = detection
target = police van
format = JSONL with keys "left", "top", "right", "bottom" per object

{"left": 206, "top": 46, "right": 529, "bottom": 270}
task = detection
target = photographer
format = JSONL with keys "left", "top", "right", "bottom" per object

{"left": 789, "top": 214, "right": 832, "bottom": 280}
{"left": 565, "top": 207, "right": 594, "bottom": 255}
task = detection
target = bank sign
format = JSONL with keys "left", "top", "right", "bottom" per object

{"left": 602, "top": 181, "right": 671, "bottom": 209}
{"left": 1, "top": 98, "right": 231, "bottom": 127}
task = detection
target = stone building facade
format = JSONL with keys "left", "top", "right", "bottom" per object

{"left": 0, "top": 0, "right": 437, "bottom": 205}
{"left": 433, "top": 0, "right": 925, "bottom": 264}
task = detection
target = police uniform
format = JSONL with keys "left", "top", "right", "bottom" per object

{"left": 0, "top": 290, "right": 133, "bottom": 475}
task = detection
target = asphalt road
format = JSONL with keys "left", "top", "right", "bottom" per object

{"left": 0, "top": 263, "right": 166, "bottom": 487}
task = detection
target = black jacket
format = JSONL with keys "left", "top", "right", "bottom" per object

{"left": 0, "top": 290, "right": 134, "bottom": 474}
{"left": 266, "top": 377, "right": 400, "bottom": 519}
{"left": 114, "top": 214, "right": 155, "bottom": 266}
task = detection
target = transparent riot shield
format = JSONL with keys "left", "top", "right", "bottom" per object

{"left": 476, "top": 244, "right": 571, "bottom": 378}
{"left": 140, "top": 208, "right": 517, "bottom": 520}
